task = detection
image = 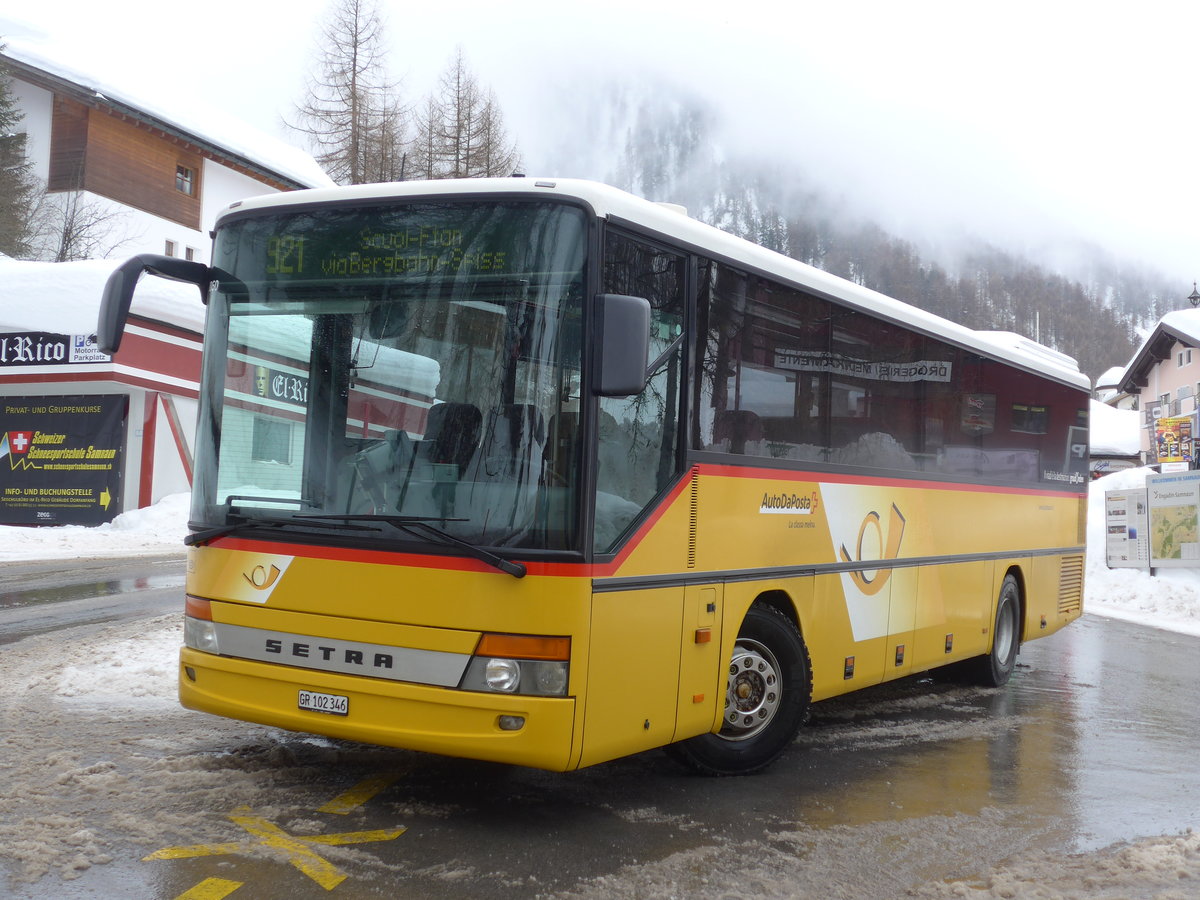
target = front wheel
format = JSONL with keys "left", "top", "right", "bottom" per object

{"left": 667, "top": 604, "right": 811, "bottom": 776}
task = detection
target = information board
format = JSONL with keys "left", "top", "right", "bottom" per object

{"left": 1104, "top": 488, "right": 1149, "bottom": 568}
{"left": 1147, "top": 470, "right": 1200, "bottom": 568}
{"left": 0, "top": 395, "right": 128, "bottom": 526}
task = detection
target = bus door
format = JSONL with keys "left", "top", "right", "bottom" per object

{"left": 579, "top": 228, "right": 691, "bottom": 767}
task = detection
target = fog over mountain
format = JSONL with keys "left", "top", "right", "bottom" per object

{"left": 514, "top": 70, "right": 1167, "bottom": 382}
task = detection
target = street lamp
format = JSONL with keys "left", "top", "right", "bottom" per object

{"left": 1189, "top": 282, "right": 1200, "bottom": 308}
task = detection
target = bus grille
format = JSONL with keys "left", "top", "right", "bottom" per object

{"left": 1058, "top": 555, "right": 1084, "bottom": 615}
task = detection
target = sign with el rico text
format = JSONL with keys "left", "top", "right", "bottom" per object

{"left": 0, "top": 331, "right": 110, "bottom": 366}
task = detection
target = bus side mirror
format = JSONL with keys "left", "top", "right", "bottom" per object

{"left": 593, "top": 293, "right": 651, "bottom": 397}
{"left": 98, "top": 254, "right": 211, "bottom": 354}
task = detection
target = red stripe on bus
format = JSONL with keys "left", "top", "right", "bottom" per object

{"left": 204, "top": 463, "right": 1076, "bottom": 577}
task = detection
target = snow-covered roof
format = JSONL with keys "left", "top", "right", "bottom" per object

{"left": 1119, "top": 307, "right": 1200, "bottom": 393}
{"left": 1089, "top": 398, "right": 1140, "bottom": 456}
{"left": 0, "top": 257, "right": 204, "bottom": 335}
{"left": 1095, "top": 365, "right": 1126, "bottom": 391}
{"left": 0, "top": 34, "right": 333, "bottom": 191}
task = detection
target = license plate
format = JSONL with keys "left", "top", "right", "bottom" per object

{"left": 298, "top": 689, "right": 349, "bottom": 716}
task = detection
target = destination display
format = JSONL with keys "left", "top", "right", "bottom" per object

{"left": 0, "top": 394, "right": 128, "bottom": 525}
{"left": 217, "top": 202, "right": 584, "bottom": 286}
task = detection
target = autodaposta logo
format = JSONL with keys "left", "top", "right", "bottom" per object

{"left": 759, "top": 489, "right": 820, "bottom": 515}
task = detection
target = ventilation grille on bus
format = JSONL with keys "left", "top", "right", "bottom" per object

{"left": 687, "top": 467, "right": 699, "bottom": 569}
{"left": 1058, "top": 555, "right": 1084, "bottom": 615}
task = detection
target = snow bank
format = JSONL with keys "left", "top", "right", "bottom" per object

{"left": 1085, "top": 466, "right": 1200, "bottom": 637}
{"left": 0, "top": 492, "right": 189, "bottom": 561}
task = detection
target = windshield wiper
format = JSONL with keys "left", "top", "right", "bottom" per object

{"left": 186, "top": 507, "right": 385, "bottom": 547}
{"left": 294, "top": 514, "right": 527, "bottom": 578}
{"left": 185, "top": 516, "right": 261, "bottom": 546}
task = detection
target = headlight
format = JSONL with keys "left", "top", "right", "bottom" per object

{"left": 484, "top": 658, "right": 521, "bottom": 692}
{"left": 184, "top": 616, "right": 220, "bottom": 654}
{"left": 461, "top": 657, "right": 569, "bottom": 696}
{"left": 528, "top": 660, "right": 568, "bottom": 695}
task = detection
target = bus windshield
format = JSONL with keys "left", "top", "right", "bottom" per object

{"left": 190, "top": 200, "right": 587, "bottom": 552}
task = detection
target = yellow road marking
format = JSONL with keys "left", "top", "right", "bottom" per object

{"left": 146, "top": 806, "right": 406, "bottom": 890}
{"left": 174, "top": 877, "right": 243, "bottom": 900}
{"left": 317, "top": 774, "right": 400, "bottom": 815}
{"left": 147, "top": 842, "right": 244, "bottom": 860}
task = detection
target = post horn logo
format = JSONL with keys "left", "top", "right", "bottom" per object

{"left": 839, "top": 503, "right": 906, "bottom": 595}
{"left": 244, "top": 564, "right": 283, "bottom": 590}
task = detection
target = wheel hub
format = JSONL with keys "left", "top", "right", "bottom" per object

{"left": 720, "top": 638, "right": 782, "bottom": 741}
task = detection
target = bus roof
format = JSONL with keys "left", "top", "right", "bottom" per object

{"left": 219, "top": 177, "right": 1091, "bottom": 391}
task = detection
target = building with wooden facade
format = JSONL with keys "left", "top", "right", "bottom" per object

{"left": 0, "top": 36, "right": 332, "bottom": 527}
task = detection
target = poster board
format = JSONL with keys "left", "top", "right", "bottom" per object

{"left": 0, "top": 394, "right": 128, "bottom": 526}
{"left": 1147, "top": 470, "right": 1200, "bottom": 568}
{"left": 1104, "top": 488, "right": 1149, "bottom": 568}
{"left": 1153, "top": 415, "right": 1193, "bottom": 471}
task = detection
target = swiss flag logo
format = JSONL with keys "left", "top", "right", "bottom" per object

{"left": 8, "top": 431, "right": 33, "bottom": 454}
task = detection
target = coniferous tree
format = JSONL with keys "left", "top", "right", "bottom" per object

{"left": 0, "top": 46, "right": 39, "bottom": 258}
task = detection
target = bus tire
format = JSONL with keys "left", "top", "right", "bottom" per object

{"left": 666, "top": 603, "right": 811, "bottom": 776}
{"left": 955, "top": 574, "right": 1022, "bottom": 687}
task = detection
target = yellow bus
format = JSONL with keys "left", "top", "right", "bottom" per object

{"left": 99, "top": 178, "right": 1088, "bottom": 774}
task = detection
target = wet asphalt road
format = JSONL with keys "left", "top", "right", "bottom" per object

{"left": 1, "top": 560, "right": 1198, "bottom": 899}
{"left": 0, "top": 554, "right": 186, "bottom": 644}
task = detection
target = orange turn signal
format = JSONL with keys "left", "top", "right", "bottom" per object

{"left": 185, "top": 595, "right": 213, "bottom": 620}
{"left": 476, "top": 633, "right": 570, "bottom": 661}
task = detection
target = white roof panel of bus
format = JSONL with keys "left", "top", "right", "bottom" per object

{"left": 218, "top": 178, "right": 1090, "bottom": 391}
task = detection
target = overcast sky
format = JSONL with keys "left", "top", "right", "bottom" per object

{"left": 5, "top": 1, "right": 1200, "bottom": 292}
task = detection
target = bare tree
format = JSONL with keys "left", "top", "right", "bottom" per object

{"left": 29, "top": 185, "right": 135, "bottom": 261}
{"left": 408, "top": 93, "right": 443, "bottom": 180}
{"left": 414, "top": 48, "right": 520, "bottom": 179}
{"left": 286, "top": 0, "right": 405, "bottom": 185}
{"left": 473, "top": 88, "right": 520, "bottom": 177}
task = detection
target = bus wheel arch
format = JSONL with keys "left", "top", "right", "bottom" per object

{"left": 666, "top": 598, "right": 812, "bottom": 776}
{"left": 949, "top": 570, "right": 1023, "bottom": 687}
{"left": 1003, "top": 565, "right": 1027, "bottom": 644}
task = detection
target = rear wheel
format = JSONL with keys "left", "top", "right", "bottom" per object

{"left": 667, "top": 604, "right": 811, "bottom": 776}
{"left": 953, "top": 574, "right": 1021, "bottom": 686}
